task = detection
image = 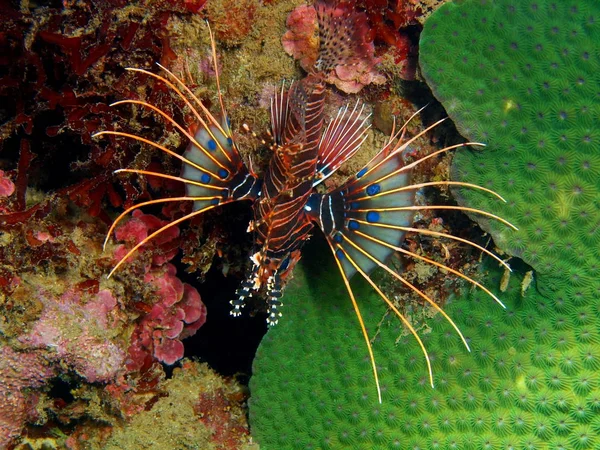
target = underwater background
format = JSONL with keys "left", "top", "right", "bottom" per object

{"left": 1, "top": 0, "right": 599, "bottom": 449}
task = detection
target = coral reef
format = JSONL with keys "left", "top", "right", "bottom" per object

{"left": 250, "top": 247, "right": 600, "bottom": 449}
{"left": 281, "top": 4, "right": 320, "bottom": 72}
{"left": 419, "top": 0, "right": 600, "bottom": 291}
{"left": 0, "top": 347, "right": 55, "bottom": 448}
{"left": 104, "top": 360, "right": 256, "bottom": 450}
{"left": 1, "top": 0, "right": 319, "bottom": 444}
{"left": 0, "top": 206, "right": 210, "bottom": 447}
{"left": 0, "top": 0, "right": 485, "bottom": 447}
{"left": 0, "top": 0, "right": 309, "bottom": 443}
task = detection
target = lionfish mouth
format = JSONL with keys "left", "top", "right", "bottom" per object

{"left": 94, "top": 19, "right": 518, "bottom": 404}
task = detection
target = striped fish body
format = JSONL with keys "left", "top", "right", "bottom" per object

{"left": 231, "top": 75, "right": 326, "bottom": 323}
{"left": 251, "top": 76, "right": 326, "bottom": 267}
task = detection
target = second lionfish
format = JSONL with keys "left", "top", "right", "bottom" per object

{"left": 95, "top": 0, "right": 516, "bottom": 402}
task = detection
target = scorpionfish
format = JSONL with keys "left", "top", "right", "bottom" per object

{"left": 96, "top": 0, "right": 515, "bottom": 402}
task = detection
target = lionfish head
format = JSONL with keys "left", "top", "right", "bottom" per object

{"left": 231, "top": 249, "right": 302, "bottom": 325}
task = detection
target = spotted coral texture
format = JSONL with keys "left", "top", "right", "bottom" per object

{"left": 250, "top": 249, "right": 600, "bottom": 449}
{"left": 419, "top": 0, "right": 600, "bottom": 291}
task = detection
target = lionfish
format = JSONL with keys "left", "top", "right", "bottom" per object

{"left": 94, "top": 0, "right": 516, "bottom": 403}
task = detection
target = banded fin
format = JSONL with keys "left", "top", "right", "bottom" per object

{"left": 306, "top": 113, "right": 518, "bottom": 402}
{"left": 182, "top": 117, "right": 260, "bottom": 212}
{"left": 94, "top": 25, "right": 260, "bottom": 278}
{"left": 314, "top": 101, "right": 371, "bottom": 186}
{"left": 317, "top": 117, "right": 516, "bottom": 281}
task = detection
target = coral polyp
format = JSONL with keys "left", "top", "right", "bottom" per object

{"left": 420, "top": 0, "right": 600, "bottom": 289}
{"left": 250, "top": 251, "right": 600, "bottom": 448}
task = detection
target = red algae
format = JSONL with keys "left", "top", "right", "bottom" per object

{"left": 0, "top": 0, "right": 211, "bottom": 227}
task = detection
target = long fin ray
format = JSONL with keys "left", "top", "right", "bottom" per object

{"left": 334, "top": 244, "right": 434, "bottom": 389}
{"left": 325, "top": 240, "right": 382, "bottom": 404}
{"left": 93, "top": 131, "right": 214, "bottom": 176}
{"left": 108, "top": 207, "right": 219, "bottom": 278}
{"left": 351, "top": 181, "right": 507, "bottom": 203}
{"left": 346, "top": 142, "right": 485, "bottom": 197}
{"left": 206, "top": 22, "right": 228, "bottom": 130}
{"left": 344, "top": 118, "right": 449, "bottom": 190}
{"left": 354, "top": 219, "right": 512, "bottom": 272}
{"left": 113, "top": 169, "right": 223, "bottom": 191}
{"left": 109, "top": 99, "right": 228, "bottom": 172}
{"left": 103, "top": 195, "right": 225, "bottom": 251}
{"left": 124, "top": 67, "right": 235, "bottom": 165}
{"left": 341, "top": 233, "right": 471, "bottom": 352}
{"left": 96, "top": 27, "right": 260, "bottom": 276}
{"left": 270, "top": 81, "right": 291, "bottom": 145}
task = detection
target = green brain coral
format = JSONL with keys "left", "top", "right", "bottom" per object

{"left": 419, "top": 0, "right": 600, "bottom": 289}
{"left": 249, "top": 0, "right": 600, "bottom": 447}
{"left": 250, "top": 245, "right": 600, "bottom": 449}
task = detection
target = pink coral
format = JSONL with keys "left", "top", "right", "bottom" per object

{"left": 0, "top": 170, "right": 15, "bottom": 198}
{"left": 113, "top": 212, "right": 206, "bottom": 371}
{"left": 281, "top": 4, "right": 319, "bottom": 72}
{"left": 18, "top": 288, "right": 127, "bottom": 383}
{"left": 127, "top": 263, "right": 207, "bottom": 369}
{"left": 332, "top": 60, "right": 386, "bottom": 94}
{"left": 113, "top": 209, "right": 180, "bottom": 268}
